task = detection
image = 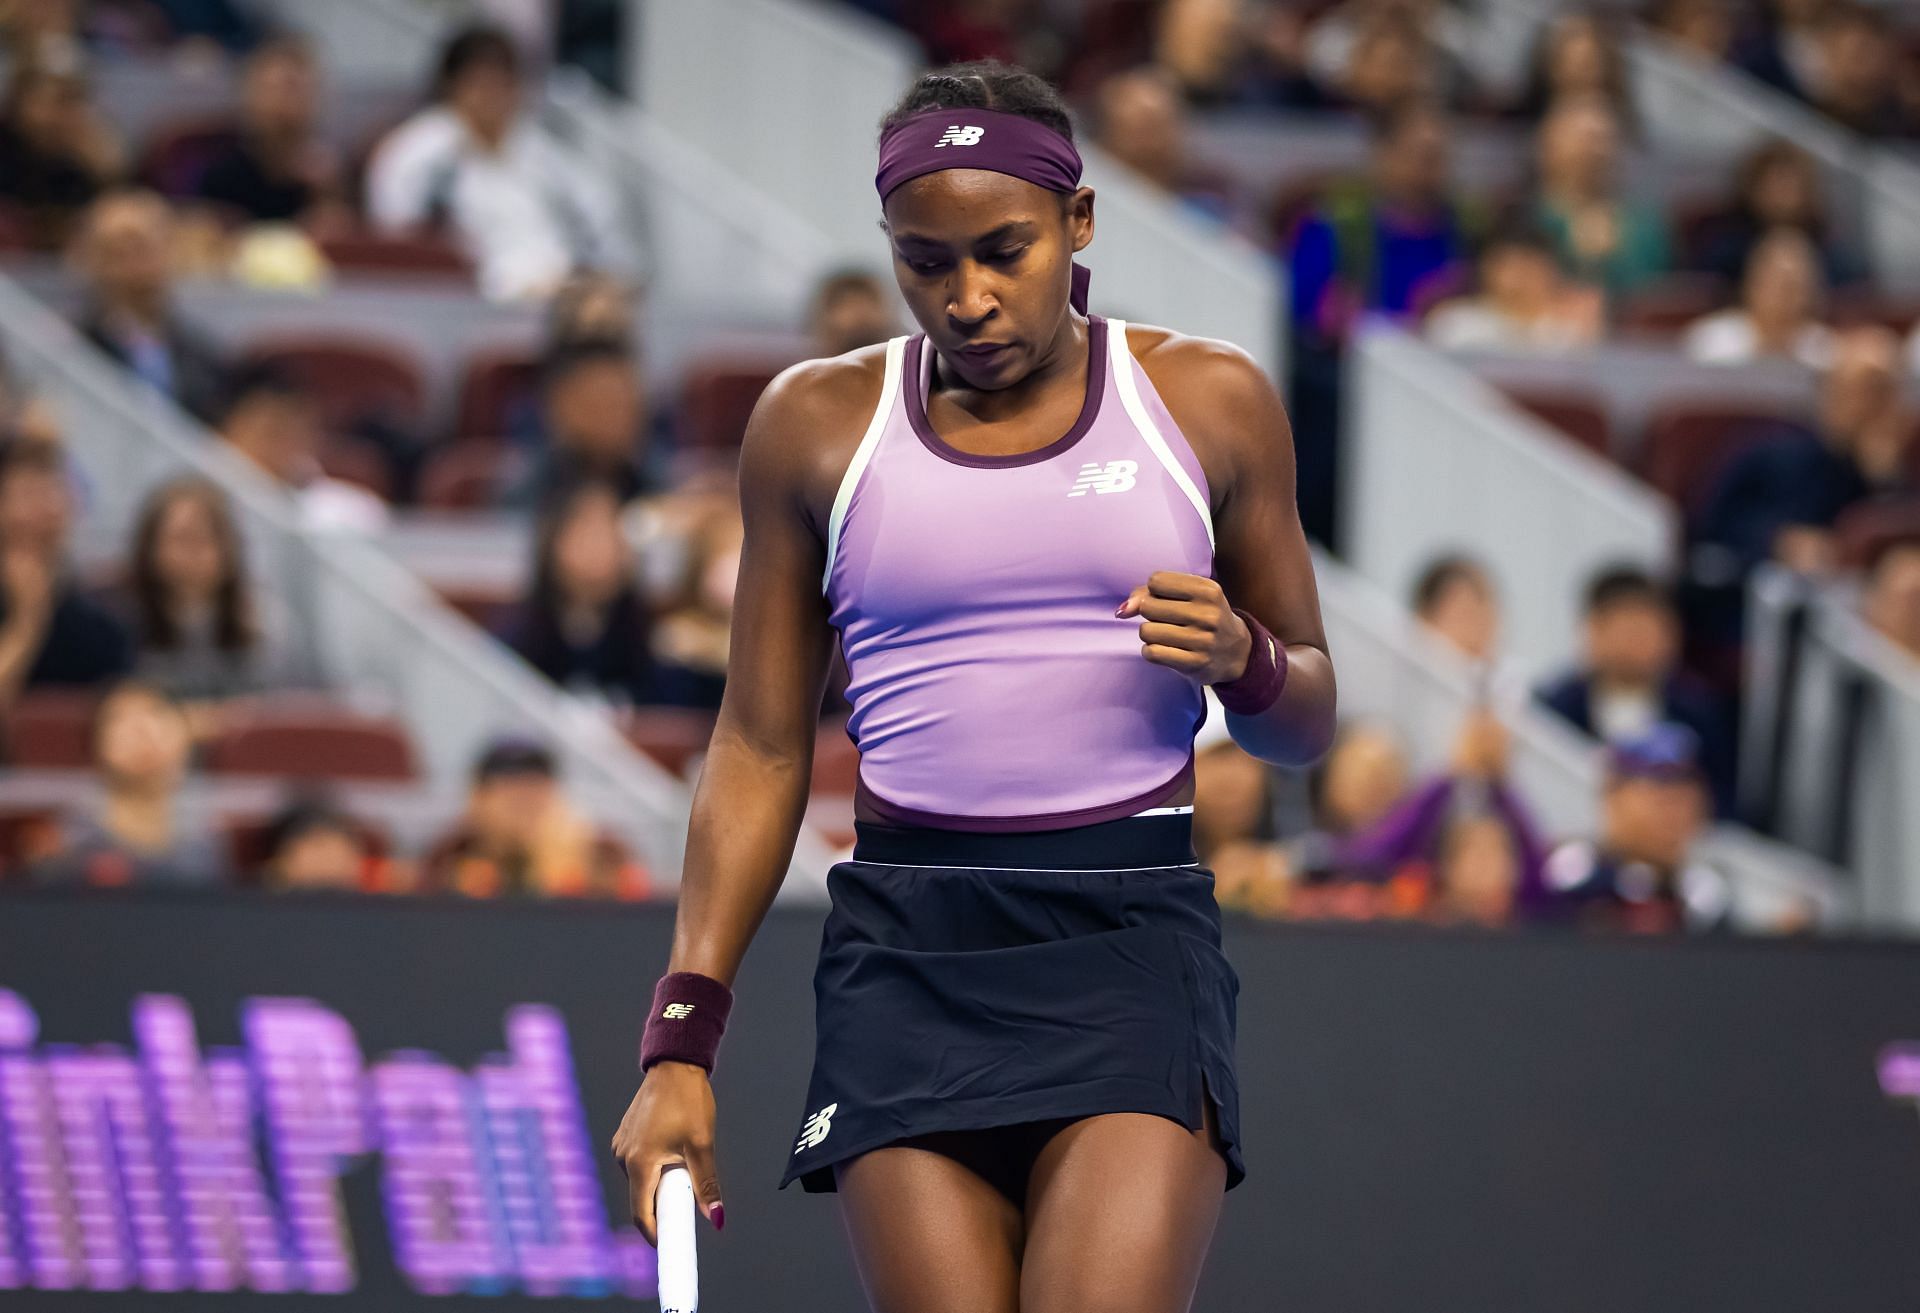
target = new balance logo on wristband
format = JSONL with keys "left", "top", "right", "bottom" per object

{"left": 795, "top": 1103, "right": 838, "bottom": 1153}
{"left": 935, "top": 125, "right": 985, "bottom": 148}
{"left": 1068, "top": 459, "right": 1138, "bottom": 497}
{"left": 661, "top": 1003, "right": 695, "bottom": 1020}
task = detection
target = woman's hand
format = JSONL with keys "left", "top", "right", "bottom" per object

{"left": 1117, "top": 571, "right": 1253, "bottom": 686}
{"left": 611, "top": 1062, "right": 724, "bottom": 1247}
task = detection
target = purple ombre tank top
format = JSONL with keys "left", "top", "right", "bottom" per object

{"left": 823, "top": 316, "right": 1217, "bottom": 832}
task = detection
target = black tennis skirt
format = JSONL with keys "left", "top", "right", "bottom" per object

{"left": 778, "top": 811, "right": 1245, "bottom": 1195}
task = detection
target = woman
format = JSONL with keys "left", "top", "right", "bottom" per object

{"left": 126, "top": 477, "right": 309, "bottom": 729}
{"left": 500, "top": 475, "right": 660, "bottom": 708}
{"left": 1682, "top": 226, "right": 1834, "bottom": 369}
{"left": 610, "top": 62, "right": 1335, "bottom": 1311}
{"left": 0, "top": 57, "right": 121, "bottom": 248}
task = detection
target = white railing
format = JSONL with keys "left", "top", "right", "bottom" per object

{"left": 1344, "top": 326, "right": 1678, "bottom": 682}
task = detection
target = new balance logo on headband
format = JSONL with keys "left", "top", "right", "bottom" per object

{"left": 935, "top": 125, "right": 986, "bottom": 148}
{"left": 1068, "top": 459, "right": 1139, "bottom": 497}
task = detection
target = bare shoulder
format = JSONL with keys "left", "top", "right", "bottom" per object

{"left": 740, "top": 341, "right": 893, "bottom": 534}
{"left": 1119, "top": 322, "right": 1290, "bottom": 494}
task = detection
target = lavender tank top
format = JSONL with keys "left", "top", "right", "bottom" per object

{"left": 823, "top": 316, "right": 1217, "bottom": 831}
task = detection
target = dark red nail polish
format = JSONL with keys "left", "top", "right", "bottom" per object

{"left": 711, "top": 1204, "right": 725, "bottom": 1231}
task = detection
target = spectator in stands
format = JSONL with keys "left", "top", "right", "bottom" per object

{"left": 0, "top": 0, "right": 85, "bottom": 65}
{"left": 509, "top": 337, "right": 659, "bottom": 509}
{"left": 366, "top": 24, "right": 627, "bottom": 302}
{"left": 1194, "top": 735, "right": 1275, "bottom": 862}
{"left": 1689, "top": 138, "right": 1865, "bottom": 289}
{"left": 259, "top": 798, "right": 376, "bottom": 893}
{"left": 0, "top": 56, "right": 122, "bottom": 249}
{"left": 1280, "top": 720, "right": 1411, "bottom": 891}
{"left": 914, "top": 0, "right": 1063, "bottom": 80}
{"left": 1289, "top": 99, "right": 1478, "bottom": 342}
{"left": 1863, "top": 540, "right": 1920, "bottom": 662}
{"left": 1801, "top": 3, "right": 1911, "bottom": 139}
{"left": 189, "top": 35, "right": 343, "bottom": 228}
{"left": 1696, "top": 327, "right": 1914, "bottom": 579}
{"left": 74, "top": 189, "right": 228, "bottom": 424}
{"left": 500, "top": 477, "right": 659, "bottom": 708}
{"left": 141, "top": 0, "right": 263, "bottom": 55}
{"left": 1302, "top": 0, "right": 1471, "bottom": 108}
{"left": 420, "top": 735, "right": 648, "bottom": 898}
{"left": 0, "top": 439, "right": 133, "bottom": 705}
{"left": 125, "top": 477, "right": 313, "bottom": 723}
{"left": 1513, "top": 11, "right": 1634, "bottom": 125}
{"left": 1336, "top": 9, "right": 1447, "bottom": 116}
{"left": 1734, "top": 0, "right": 1828, "bottom": 101}
{"left": 649, "top": 495, "right": 740, "bottom": 709}
{"left": 1682, "top": 227, "right": 1834, "bottom": 369}
{"left": 1092, "top": 66, "right": 1245, "bottom": 230}
{"left": 548, "top": 271, "right": 639, "bottom": 351}
{"left": 1530, "top": 95, "right": 1671, "bottom": 295}
{"left": 1536, "top": 565, "right": 1736, "bottom": 815}
{"left": 807, "top": 269, "right": 898, "bottom": 360}
{"left": 1150, "top": 0, "right": 1248, "bottom": 106}
{"left": 217, "top": 364, "right": 391, "bottom": 534}
{"left": 1333, "top": 707, "right": 1545, "bottom": 924}
{"left": 31, "top": 680, "right": 228, "bottom": 888}
{"left": 1652, "top": 0, "right": 1736, "bottom": 64}
{"left": 1424, "top": 219, "right": 1604, "bottom": 353}
{"left": 1535, "top": 723, "right": 1731, "bottom": 933}
{"left": 1411, "top": 554, "right": 1501, "bottom": 664}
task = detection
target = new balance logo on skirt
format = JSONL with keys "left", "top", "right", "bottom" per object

{"left": 935, "top": 125, "right": 985, "bottom": 147}
{"left": 1068, "top": 459, "right": 1139, "bottom": 497}
{"left": 795, "top": 1103, "right": 838, "bottom": 1153}
{"left": 661, "top": 1003, "right": 695, "bottom": 1020}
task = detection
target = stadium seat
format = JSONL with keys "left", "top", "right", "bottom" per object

{"left": 0, "top": 805, "right": 62, "bottom": 883}
{"left": 1834, "top": 499, "right": 1920, "bottom": 571}
{"left": 1616, "top": 275, "right": 1729, "bottom": 338}
{"left": 317, "top": 230, "right": 474, "bottom": 280}
{"left": 437, "top": 583, "right": 520, "bottom": 632}
{"left": 677, "top": 357, "right": 790, "bottom": 451}
{"left": 242, "top": 335, "right": 427, "bottom": 434}
{"left": 3, "top": 690, "right": 100, "bottom": 769}
{"left": 205, "top": 705, "right": 417, "bottom": 781}
{"left": 0, "top": 203, "right": 33, "bottom": 254}
{"left": 317, "top": 435, "right": 396, "bottom": 502}
{"left": 417, "top": 438, "right": 521, "bottom": 509}
{"left": 1638, "top": 402, "right": 1808, "bottom": 515}
{"left": 1828, "top": 288, "right": 1920, "bottom": 335}
{"left": 1499, "top": 384, "right": 1612, "bottom": 457}
{"left": 618, "top": 706, "right": 718, "bottom": 776}
{"left": 453, "top": 350, "right": 542, "bottom": 442}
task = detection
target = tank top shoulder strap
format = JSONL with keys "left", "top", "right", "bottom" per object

{"left": 1104, "top": 318, "right": 1216, "bottom": 552}
{"left": 822, "top": 334, "right": 910, "bottom": 594}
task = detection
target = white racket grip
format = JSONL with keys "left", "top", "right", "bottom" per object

{"left": 656, "top": 1165, "right": 699, "bottom": 1313}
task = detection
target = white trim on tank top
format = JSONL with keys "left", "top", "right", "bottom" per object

{"left": 822, "top": 334, "right": 908, "bottom": 594}
{"left": 1106, "top": 319, "right": 1217, "bottom": 553}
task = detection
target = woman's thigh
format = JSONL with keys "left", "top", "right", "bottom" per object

{"left": 1018, "top": 1108, "right": 1228, "bottom": 1313}
{"left": 835, "top": 1140, "right": 1025, "bottom": 1313}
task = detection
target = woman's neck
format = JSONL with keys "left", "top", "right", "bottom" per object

{"left": 931, "top": 313, "right": 1090, "bottom": 426}
{"left": 103, "top": 786, "right": 176, "bottom": 853}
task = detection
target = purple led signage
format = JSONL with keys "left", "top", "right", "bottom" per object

{"left": 0, "top": 989, "right": 657, "bottom": 1298}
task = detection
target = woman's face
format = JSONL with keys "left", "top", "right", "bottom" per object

{"left": 96, "top": 689, "right": 191, "bottom": 790}
{"left": 14, "top": 72, "right": 85, "bottom": 149}
{"left": 883, "top": 169, "right": 1092, "bottom": 390}
{"left": 1751, "top": 155, "right": 1816, "bottom": 226}
{"left": 551, "top": 489, "right": 629, "bottom": 605}
{"left": 153, "top": 495, "right": 229, "bottom": 602}
{"left": 1439, "top": 815, "right": 1519, "bottom": 924}
{"left": 1549, "top": 18, "right": 1613, "bottom": 95}
{"left": 1320, "top": 729, "right": 1409, "bottom": 834}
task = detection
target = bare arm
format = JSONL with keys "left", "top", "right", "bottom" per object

{"left": 1132, "top": 334, "right": 1337, "bottom": 767}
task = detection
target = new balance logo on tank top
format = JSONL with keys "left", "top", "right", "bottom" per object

{"left": 822, "top": 316, "right": 1217, "bottom": 831}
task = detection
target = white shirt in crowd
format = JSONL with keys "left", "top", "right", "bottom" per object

{"left": 366, "top": 106, "right": 627, "bottom": 302}
{"left": 298, "top": 477, "right": 392, "bottom": 536}
{"left": 1424, "top": 300, "right": 1591, "bottom": 354}
{"left": 1682, "top": 310, "right": 1834, "bottom": 370}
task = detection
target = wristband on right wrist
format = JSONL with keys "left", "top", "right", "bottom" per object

{"left": 639, "top": 971, "right": 734, "bottom": 1075}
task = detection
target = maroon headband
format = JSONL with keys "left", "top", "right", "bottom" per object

{"left": 875, "top": 107, "right": 1091, "bottom": 315}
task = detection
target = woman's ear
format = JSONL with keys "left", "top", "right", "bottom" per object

{"left": 1069, "top": 186, "right": 1095, "bottom": 254}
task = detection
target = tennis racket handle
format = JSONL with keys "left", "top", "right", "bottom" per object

{"left": 656, "top": 1165, "right": 699, "bottom": 1313}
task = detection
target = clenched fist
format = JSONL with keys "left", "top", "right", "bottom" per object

{"left": 1116, "top": 571, "right": 1252, "bottom": 687}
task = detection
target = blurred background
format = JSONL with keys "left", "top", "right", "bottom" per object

{"left": 4, "top": 1, "right": 1920, "bottom": 1308}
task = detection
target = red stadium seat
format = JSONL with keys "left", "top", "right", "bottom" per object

{"left": 317, "top": 230, "right": 474, "bottom": 281}
{"left": 243, "top": 335, "right": 427, "bottom": 434}
{"left": 4, "top": 690, "right": 100, "bottom": 768}
{"left": 317, "top": 436, "right": 395, "bottom": 502}
{"left": 206, "top": 705, "right": 417, "bottom": 781}
{"left": 1637, "top": 402, "right": 1808, "bottom": 516}
{"left": 453, "top": 350, "right": 542, "bottom": 442}
{"left": 418, "top": 438, "right": 521, "bottom": 509}
{"left": 1834, "top": 499, "right": 1920, "bottom": 571}
{"left": 1616, "top": 275, "right": 1729, "bottom": 338}
{"left": 1828, "top": 288, "right": 1920, "bottom": 335}
{"left": 437, "top": 583, "right": 519, "bottom": 632}
{"left": 677, "top": 357, "right": 790, "bottom": 451}
{"left": 0, "top": 805, "right": 62, "bottom": 883}
{"left": 618, "top": 706, "right": 717, "bottom": 777}
{"left": 1499, "top": 384, "right": 1613, "bottom": 457}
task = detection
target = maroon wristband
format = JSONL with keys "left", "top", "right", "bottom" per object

{"left": 1213, "top": 607, "right": 1288, "bottom": 716}
{"left": 639, "top": 971, "right": 734, "bottom": 1074}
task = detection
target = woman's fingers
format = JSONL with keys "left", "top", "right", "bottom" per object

{"left": 624, "top": 1153, "right": 668, "bottom": 1248}
{"left": 682, "top": 1132, "right": 726, "bottom": 1231}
